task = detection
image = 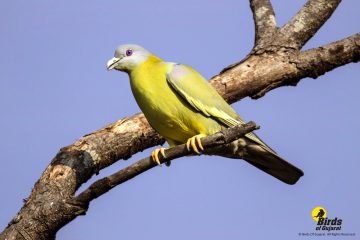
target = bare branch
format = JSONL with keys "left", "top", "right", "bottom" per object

{"left": 294, "top": 33, "right": 360, "bottom": 79}
{"left": 69, "top": 114, "right": 164, "bottom": 172}
{"left": 211, "top": 33, "right": 359, "bottom": 101}
{"left": 280, "top": 0, "right": 342, "bottom": 49}
{"left": 250, "top": 0, "right": 277, "bottom": 45}
{"left": 0, "top": 114, "right": 164, "bottom": 240}
{"left": 75, "top": 122, "right": 258, "bottom": 205}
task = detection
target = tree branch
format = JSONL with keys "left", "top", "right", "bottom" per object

{"left": 0, "top": 114, "right": 165, "bottom": 240}
{"left": 294, "top": 33, "right": 360, "bottom": 79}
{"left": 280, "top": 0, "right": 342, "bottom": 49}
{"left": 212, "top": 33, "right": 359, "bottom": 101}
{"left": 75, "top": 122, "right": 258, "bottom": 205}
{"left": 250, "top": 0, "right": 277, "bottom": 46}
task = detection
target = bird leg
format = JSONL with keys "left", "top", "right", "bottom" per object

{"left": 151, "top": 148, "right": 167, "bottom": 165}
{"left": 186, "top": 134, "right": 206, "bottom": 154}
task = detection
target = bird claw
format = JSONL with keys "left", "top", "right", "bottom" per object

{"left": 186, "top": 134, "right": 205, "bottom": 154}
{"left": 151, "top": 148, "right": 167, "bottom": 165}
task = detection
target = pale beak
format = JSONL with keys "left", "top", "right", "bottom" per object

{"left": 106, "top": 57, "right": 121, "bottom": 70}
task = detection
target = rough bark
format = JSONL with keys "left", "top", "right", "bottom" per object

{"left": 213, "top": 32, "right": 359, "bottom": 101}
{"left": 280, "top": 0, "right": 342, "bottom": 49}
{"left": 1, "top": 0, "right": 359, "bottom": 239}
{"left": 250, "top": 0, "right": 277, "bottom": 47}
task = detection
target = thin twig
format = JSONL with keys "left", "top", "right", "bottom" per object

{"left": 75, "top": 122, "right": 258, "bottom": 205}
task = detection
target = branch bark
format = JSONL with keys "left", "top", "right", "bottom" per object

{"left": 280, "top": 0, "right": 342, "bottom": 49}
{"left": 215, "top": 32, "right": 359, "bottom": 101}
{"left": 250, "top": 0, "right": 277, "bottom": 46}
{"left": 295, "top": 33, "right": 360, "bottom": 79}
{"left": 1, "top": 0, "right": 359, "bottom": 239}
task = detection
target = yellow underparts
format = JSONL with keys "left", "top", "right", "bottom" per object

{"left": 129, "top": 55, "right": 220, "bottom": 165}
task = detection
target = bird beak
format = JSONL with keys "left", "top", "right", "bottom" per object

{"left": 106, "top": 57, "right": 121, "bottom": 71}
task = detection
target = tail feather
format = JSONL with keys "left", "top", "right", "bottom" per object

{"left": 243, "top": 141, "right": 304, "bottom": 185}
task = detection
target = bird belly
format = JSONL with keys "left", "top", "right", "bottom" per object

{"left": 149, "top": 101, "right": 223, "bottom": 145}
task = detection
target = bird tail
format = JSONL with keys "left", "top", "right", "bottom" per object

{"left": 241, "top": 138, "right": 304, "bottom": 185}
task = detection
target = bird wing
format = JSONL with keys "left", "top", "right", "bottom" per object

{"left": 166, "top": 64, "right": 304, "bottom": 184}
{"left": 166, "top": 63, "right": 243, "bottom": 127}
{"left": 166, "top": 63, "right": 276, "bottom": 154}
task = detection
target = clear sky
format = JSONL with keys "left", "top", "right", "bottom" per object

{"left": 0, "top": 1, "right": 359, "bottom": 239}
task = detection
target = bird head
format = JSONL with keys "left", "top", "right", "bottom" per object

{"left": 106, "top": 44, "right": 151, "bottom": 72}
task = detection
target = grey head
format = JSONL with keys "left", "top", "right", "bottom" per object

{"left": 106, "top": 44, "right": 151, "bottom": 72}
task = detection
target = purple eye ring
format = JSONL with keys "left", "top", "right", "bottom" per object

{"left": 126, "top": 49, "right": 133, "bottom": 57}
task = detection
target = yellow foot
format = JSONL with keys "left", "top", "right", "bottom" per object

{"left": 151, "top": 148, "right": 167, "bottom": 165}
{"left": 186, "top": 134, "right": 206, "bottom": 154}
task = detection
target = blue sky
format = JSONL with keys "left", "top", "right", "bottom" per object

{"left": 0, "top": 1, "right": 359, "bottom": 239}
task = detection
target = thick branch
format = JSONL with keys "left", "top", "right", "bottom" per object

{"left": 75, "top": 122, "right": 258, "bottom": 205}
{"left": 0, "top": 114, "right": 165, "bottom": 240}
{"left": 250, "top": 0, "right": 277, "bottom": 45}
{"left": 211, "top": 33, "right": 359, "bottom": 101}
{"left": 280, "top": 0, "right": 342, "bottom": 49}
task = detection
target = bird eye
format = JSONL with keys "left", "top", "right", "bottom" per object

{"left": 126, "top": 49, "right": 133, "bottom": 56}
